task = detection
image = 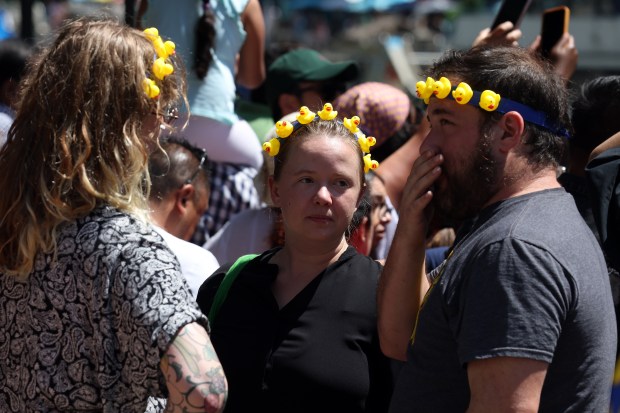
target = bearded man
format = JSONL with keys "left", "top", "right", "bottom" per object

{"left": 378, "top": 46, "right": 616, "bottom": 412}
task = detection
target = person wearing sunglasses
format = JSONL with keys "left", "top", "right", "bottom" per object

{"left": 148, "top": 136, "right": 220, "bottom": 298}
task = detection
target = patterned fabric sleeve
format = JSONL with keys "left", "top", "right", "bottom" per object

{"left": 97, "top": 208, "right": 210, "bottom": 401}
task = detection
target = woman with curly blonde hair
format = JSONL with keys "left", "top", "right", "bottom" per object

{"left": 0, "top": 17, "right": 227, "bottom": 412}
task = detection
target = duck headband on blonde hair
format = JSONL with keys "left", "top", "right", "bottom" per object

{"left": 263, "top": 103, "right": 380, "bottom": 173}
{"left": 416, "top": 77, "right": 570, "bottom": 139}
{"left": 142, "top": 28, "right": 176, "bottom": 99}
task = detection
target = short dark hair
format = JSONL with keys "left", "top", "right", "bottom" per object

{"left": 149, "top": 136, "right": 210, "bottom": 202}
{"left": 425, "top": 46, "right": 571, "bottom": 170}
{"left": 571, "top": 75, "right": 620, "bottom": 153}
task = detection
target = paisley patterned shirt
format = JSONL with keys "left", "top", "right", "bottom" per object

{"left": 0, "top": 206, "right": 209, "bottom": 412}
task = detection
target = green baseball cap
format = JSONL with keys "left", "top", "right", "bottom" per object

{"left": 265, "top": 48, "right": 359, "bottom": 119}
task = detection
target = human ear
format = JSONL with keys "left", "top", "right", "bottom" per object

{"left": 268, "top": 175, "right": 281, "bottom": 207}
{"left": 497, "top": 111, "right": 525, "bottom": 154}
{"left": 175, "top": 184, "right": 195, "bottom": 212}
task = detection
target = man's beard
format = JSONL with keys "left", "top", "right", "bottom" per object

{"left": 432, "top": 133, "right": 500, "bottom": 222}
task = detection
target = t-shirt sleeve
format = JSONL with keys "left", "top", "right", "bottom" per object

{"left": 112, "top": 231, "right": 210, "bottom": 357}
{"left": 455, "top": 238, "right": 574, "bottom": 365}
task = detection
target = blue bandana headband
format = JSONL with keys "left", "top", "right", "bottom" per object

{"left": 416, "top": 77, "right": 570, "bottom": 139}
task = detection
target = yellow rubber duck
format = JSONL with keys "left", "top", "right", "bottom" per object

{"left": 343, "top": 116, "right": 361, "bottom": 134}
{"left": 144, "top": 28, "right": 176, "bottom": 59}
{"left": 297, "top": 106, "right": 316, "bottom": 124}
{"left": 143, "top": 78, "right": 160, "bottom": 99}
{"left": 363, "top": 153, "right": 379, "bottom": 173}
{"left": 317, "top": 103, "right": 338, "bottom": 120}
{"left": 358, "top": 134, "right": 376, "bottom": 154}
{"left": 452, "top": 82, "right": 473, "bottom": 105}
{"left": 432, "top": 77, "right": 452, "bottom": 99}
{"left": 416, "top": 77, "right": 435, "bottom": 104}
{"left": 262, "top": 138, "right": 281, "bottom": 157}
{"left": 153, "top": 57, "right": 174, "bottom": 80}
{"left": 479, "top": 90, "right": 501, "bottom": 111}
{"left": 275, "top": 120, "right": 294, "bottom": 138}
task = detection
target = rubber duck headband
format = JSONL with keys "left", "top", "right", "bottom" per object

{"left": 416, "top": 77, "right": 570, "bottom": 139}
{"left": 142, "top": 27, "right": 176, "bottom": 99}
{"left": 263, "top": 103, "right": 380, "bottom": 173}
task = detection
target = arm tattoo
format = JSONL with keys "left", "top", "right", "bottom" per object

{"left": 161, "top": 322, "right": 227, "bottom": 412}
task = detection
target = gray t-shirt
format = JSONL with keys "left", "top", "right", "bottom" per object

{"left": 390, "top": 188, "right": 616, "bottom": 412}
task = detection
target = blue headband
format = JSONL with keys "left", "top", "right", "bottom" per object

{"left": 416, "top": 77, "right": 570, "bottom": 139}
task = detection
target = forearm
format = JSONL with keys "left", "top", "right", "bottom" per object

{"left": 162, "top": 322, "right": 227, "bottom": 412}
{"left": 590, "top": 131, "right": 620, "bottom": 161}
{"left": 377, "top": 150, "right": 441, "bottom": 361}
{"left": 237, "top": 0, "right": 266, "bottom": 89}
{"left": 377, "top": 223, "right": 429, "bottom": 361}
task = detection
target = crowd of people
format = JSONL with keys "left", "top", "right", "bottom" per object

{"left": 0, "top": 1, "right": 618, "bottom": 412}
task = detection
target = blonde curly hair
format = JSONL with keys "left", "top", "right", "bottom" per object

{"left": 0, "top": 17, "right": 186, "bottom": 277}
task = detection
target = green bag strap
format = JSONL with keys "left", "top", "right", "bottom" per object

{"left": 208, "top": 253, "right": 259, "bottom": 325}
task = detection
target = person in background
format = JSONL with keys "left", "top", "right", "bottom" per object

{"left": 349, "top": 171, "right": 392, "bottom": 259}
{"left": 564, "top": 76, "right": 620, "bottom": 242}
{"left": 563, "top": 76, "right": 620, "bottom": 363}
{"left": 334, "top": 81, "right": 424, "bottom": 260}
{"left": 148, "top": 136, "right": 220, "bottom": 298}
{"left": 0, "top": 38, "right": 32, "bottom": 147}
{"left": 0, "top": 18, "right": 227, "bottom": 412}
{"left": 587, "top": 130, "right": 620, "bottom": 413}
{"left": 378, "top": 46, "right": 615, "bottom": 412}
{"left": 197, "top": 106, "right": 393, "bottom": 412}
{"left": 138, "top": 0, "right": 266, "bottom": 244}
{"left": 473, "top": 19, "right": 578, "bottom": 82}
{"left": 265, "top": 48, "right": 359, "bottom": 122}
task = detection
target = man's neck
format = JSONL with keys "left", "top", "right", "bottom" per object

{"left": 484, "top": 165, "right": 560, "bottom": 209}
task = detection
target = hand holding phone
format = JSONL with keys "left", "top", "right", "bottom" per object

{"left": 540, "top": 6, "right": 570, "bottom": 58}
{"left": 490, "top": 0, "right": 533, "bottom": 30}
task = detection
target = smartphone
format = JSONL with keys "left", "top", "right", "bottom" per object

{"left": 490, "top": 0, "right": 533, "bottom": 30}
{"left": 540, "top": 6, "right": 570, "bottom": 58}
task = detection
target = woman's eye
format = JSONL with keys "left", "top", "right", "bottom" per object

{"left": 439, "top": 119, "right": 452, "bottom": 126}
{"left": 299, "top": 177, "right": 313, "bottom": 184}
{"left": 335, "top": 180, "right": 350, "bottom": 188}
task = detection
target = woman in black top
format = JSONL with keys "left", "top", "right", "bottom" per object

{"left": 198, "top": 107, "right": 393, "bottom": 412}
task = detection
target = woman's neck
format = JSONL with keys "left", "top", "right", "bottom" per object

{"left": 274, "top": 236, "right": 349, "bottom": 277}
{"left": 270, "top": 236, "right": 350, "bottom": 309}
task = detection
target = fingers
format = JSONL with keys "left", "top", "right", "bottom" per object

{"left": 529, "top": 35, "right": 541, "bottom": 51}
{"left": 505, "top": 28, "right": 522, "bottom": 44}
{"left": 495, "top": 21, "right": 516, "bottom": 34}
{"left": 473, "top": 22, "right": 521, "bottom": 48}
{"left": 551, "top": 33, "right": 578, "bottom": 82}
{"left": 401, "top": 150, "right": 443, "bottom": 212}
{"left": 472, "top": 28, "right": 491, "bottom": 47}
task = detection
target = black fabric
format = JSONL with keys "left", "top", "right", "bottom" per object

{"left": 561, "top": 170, "right": 620, "bottom": 357}
{"left": 197, "top": 246, "right": 393, "bottom": 413}
{"left": 586, "top": 147, "right": 620, "bottom": 272}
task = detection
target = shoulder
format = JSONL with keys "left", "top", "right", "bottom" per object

{"left": 75, "top": 207, "right": 179, "bottom": 272}
{"left": 216, "top": 0, "right": 249, "bottom": 18}
{"left": 335, "top": 247, "right": 383, "bottom": 281}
